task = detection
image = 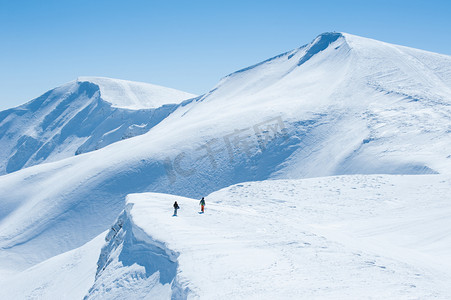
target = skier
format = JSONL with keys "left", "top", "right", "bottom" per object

{"left": 199, "top": 197, "right": 205, "bottom": 213}
{"left": 173, "top": 201, "right": 180, "bottom": 216}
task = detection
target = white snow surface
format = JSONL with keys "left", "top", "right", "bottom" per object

{"left": 76, "top": 77, "right": 196, "bottom": 109}
{"left": 122, "top": 175, "right": 451, "bottom": 299}
{"left": 5, "top": 175, "right": 449, "bottom": 299}
{"left": 0, "top": 232, "right": 105, "bottom": 300}
{"left": 0, "top": 32, "right": 451, "bottom": 298}
{"left": 0, "top": 77, "right": 196, "bottom": 174}
{"left": 4, "top": 175, "right": 450, "bottom": 299}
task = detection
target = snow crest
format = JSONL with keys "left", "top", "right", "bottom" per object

{"left": 77, "top": 77, "right": 196, "bottom": 110}
{"left": 85, "top": 203, "right": 188, "bottom": 300}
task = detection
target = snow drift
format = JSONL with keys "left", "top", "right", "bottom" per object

{"left": 5, "top": 175, "right": 449, "bottom": 299}
{"left": 114, "top": 176, "right": 451, "bottom": 299}
{"left": 85, "top": 201, "right": 187, "bottom": 299}
{"left": 0, "top": 32, "right": 451, "bottom": 298}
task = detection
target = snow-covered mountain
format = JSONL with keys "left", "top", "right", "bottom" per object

{"left": 0, "top": 77, "right": 196, "bottom": 174}
{"left": 2, "top": 175, "right": 451, "bottom": 298}
{"left": 0, "top": 32, "right": 451, "bottom": 299}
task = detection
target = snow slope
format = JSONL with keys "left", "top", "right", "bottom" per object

{"left": 0, "top": 233, "right": 105, "bottom": 300}
{"left": 4, "top": 174, "right": 450, "bottom": 299}
{"left": 0, "top": 77, "right": 196, "bottom": 174}
{"left": 118, "top": 175, "right": 451, "bottom": 298}
{"left": 0, "top": 32, "right": 450, "bottom": 297}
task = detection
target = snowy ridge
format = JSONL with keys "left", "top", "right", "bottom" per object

{"left": 83, "top": 175, "right": 451, "bottom": 299}
{"left": 77, "top": 77, "right": 196, "bottom": 110}
{"left": 222, "top": 32, "right": 345, "bottom": 80}
{"left": 1, "top": 32, "right": 451, "bottom": 265}
{"left": 0, "top": 32, "right": 451, "bottom": 298}
{"left": 85, "top": 203, "right": 188, "bottom": 299}
{"left": 0, "top": 78, "right": 197, "bottom": 174}
{"left": 2, "top": 174, "right": 451, "bottom": 298}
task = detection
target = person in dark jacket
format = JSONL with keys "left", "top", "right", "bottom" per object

{"left": 173, "top": 201, "right": 180, "bottom": 216}
{"left": 199, "top": 197, "right": 205, "bottom": 213}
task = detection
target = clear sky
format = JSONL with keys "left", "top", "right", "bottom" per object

{"left": 1, "top": 0, "right": 450, "bottom": 110}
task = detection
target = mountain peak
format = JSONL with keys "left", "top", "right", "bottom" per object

{"left": 297, "top": 32, "right": 344, "bottom": 66}
{"left": 76, "top": 76, "right": 196, "bottom": 109}
{"left": 315, "top": 31, "right": 343, "bottom": 40}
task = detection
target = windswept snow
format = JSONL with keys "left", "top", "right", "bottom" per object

{"left": 1, "top": 32, "right": 451, "bottom": 268}
{"left": 5, "top": 175, "right": 448, "bottom": 299}
{"left": 0, "top": 32, "right": 451, "bottom": 299}
{"left": 87, "top": 175, "right": 451, "bottom": 299}
{"left": 76, "top": 77, "right": 196, "bottom": 110}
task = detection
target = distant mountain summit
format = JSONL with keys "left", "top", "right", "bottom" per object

{"left": 0, "top": 77, "right": 196, "bottom": 174}
{"left": 76, "top": 77, "right": 196, "bottom": 109}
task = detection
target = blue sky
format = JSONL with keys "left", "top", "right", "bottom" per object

{"left": 1, "top": 0, "right": 450, "bottom": 109}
